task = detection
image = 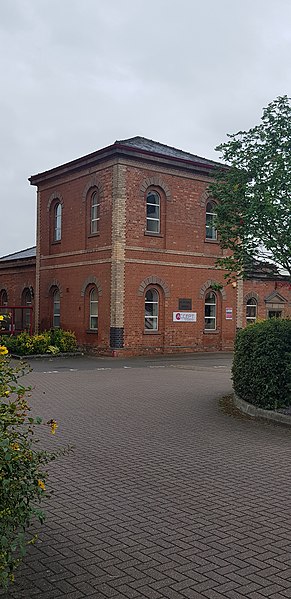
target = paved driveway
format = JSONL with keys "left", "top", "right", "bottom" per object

{"left": 3, "top": 353, "right": 291, "bottom": 599}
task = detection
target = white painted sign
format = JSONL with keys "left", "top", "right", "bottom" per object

{"left": 173, "top": 312, "right": 197, "bottom": 322}
{"left": 226, "top": 307, "right": 233, "bottom": 320}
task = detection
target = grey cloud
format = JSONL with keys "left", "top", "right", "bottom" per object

{"left": 1, "top": 0, "right": 291, "bottom": 254}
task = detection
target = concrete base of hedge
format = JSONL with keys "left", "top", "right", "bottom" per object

{"left": 234, "top": 394, "right": 291, "bottom": 426}
{"left": 11, "top": 351, "right": 83, "bottom": 360}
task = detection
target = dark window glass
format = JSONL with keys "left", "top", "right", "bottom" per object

{"left": 0, "top": 290, "right": 8, "bottom": 306}
{"left": 53, "top": 290, "right": 60, "bottom": 328}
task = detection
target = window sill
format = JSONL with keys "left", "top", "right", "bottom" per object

{"left": 203, "top": 330, "right": 220, "bottom": 334}
{"left": 204, "top": 238, "right": 219, "bottom": 244}
{"left": 86, "top": 329, "right": 98, "bottom": 334}
{"left": 51, "top": 240, "right": 61, "bottom": 245}
{"left": 143, "top": 330, "right": 162, "bottom": 335}
{"left": 144, "top": 231, "right": 164, "bottom": 238}
{"left": 88, "top": 232, "right": 100, "bottom": 238}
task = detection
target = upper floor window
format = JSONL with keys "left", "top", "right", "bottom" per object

{"left": 54, "top": 203, "right": 62, "bottom": 241}
{"left": 53, "top": 289, "right": 60, "bottom": 328}
{"left": 146, "top": 191, "right": 160, "bottom": 233}
{"left": 145, "top": 288, "right": 159, "bottom": 330}
{"left": 90, "top": 191, "right": 100, "bottom": 234}
{"left": 205, "top": 291, "right": 216, "bottom": 330}
{"left": 0, "top": 289, "right": 8, "bottom": 306}
{"left": 246, "top": 298, "right": 257, "bottom": 324}
{"left": 89, "top": 287, "right": 98, "bottom": 330}
{"left": 206, "top": 201, "right": 217, "bottom": 240}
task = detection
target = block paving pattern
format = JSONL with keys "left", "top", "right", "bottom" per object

{"left": 2, "top": 357, "right": 291, "bottom": 598}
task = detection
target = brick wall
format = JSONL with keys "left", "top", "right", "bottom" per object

{"left": 1, "top": 147, "right": 289, "bottom": 355}
{"left": 0, "top": 261, "right": 35, "bottom": 306}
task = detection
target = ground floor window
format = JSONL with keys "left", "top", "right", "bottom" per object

{"left": 90, "top": 288, "right": 98, "bottom": 330}
{"left": 204, "top": 291, "right": 216, "bottom": 330}
{"left": 268, "top": 310, "right": 282, "bottom": 319}
{"left": 0, "top": 289, "right": 8, "bottom": 306}
{"left": 53, "top": 290, "right": 60, "bottom": 328}
{"left": 246, "top": 298, "right": 257, "bottom": 324}
{"left": 145, "top": 288, "right": 159, "bottom": 330}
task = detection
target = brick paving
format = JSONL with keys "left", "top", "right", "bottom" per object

{"left": 2, "top": 355, "right": 291, "bottom": 599}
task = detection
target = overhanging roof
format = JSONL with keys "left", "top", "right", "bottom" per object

{"left": 29, "top": 136, "right": 224, "bottom": 185}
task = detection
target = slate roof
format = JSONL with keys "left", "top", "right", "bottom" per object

{"left": 115, "top": 136, "right": 222, "bottom": 167}
{"left": 30, "top": 136, "right": 223, "bottom": 184}
{"left": 0, "top": 246, "right": 36, "bottom": 262}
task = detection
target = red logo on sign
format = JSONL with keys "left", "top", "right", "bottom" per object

{"left": 176, "top": 313, "right": 181, "bottom": 320}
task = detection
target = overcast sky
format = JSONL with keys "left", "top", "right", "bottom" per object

{"left": 1, "top": 0, "right": 290, "bottom": 256}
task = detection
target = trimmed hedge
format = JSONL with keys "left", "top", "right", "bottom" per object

{"left": 1, "top": 329, "right": 77, "bottom": 356}
{"left": 232, "top": 318, "right": 291, "bottom": 410}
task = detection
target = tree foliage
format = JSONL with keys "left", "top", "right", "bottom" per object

{"left": 210, "top": 95, "right": 291, "bottom": 279}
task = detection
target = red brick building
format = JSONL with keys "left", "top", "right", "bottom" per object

{"left": 0, "top": 137, "right": 290, "bottom": 354}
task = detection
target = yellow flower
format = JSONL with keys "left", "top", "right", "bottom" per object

{"left": 4, "top": 390, "right": 10, "bottom": 397}
{"left": 37, "top": 480, "right": 46, "bottom": 491}
{"left": 0, "top": 315, "right": 4, "bottom": 321}
{"left": 11, "top": 442, "right": 20, "bottom": 451}
{"left": 0, "top": 345, "right": 8, "bottom": 356}
{"left": 48, "top": 419, "right": 58, "bottom": 435}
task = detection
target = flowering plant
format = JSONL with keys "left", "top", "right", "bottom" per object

{"left": 0, "top": 352, "right": 68, "bottom": 588}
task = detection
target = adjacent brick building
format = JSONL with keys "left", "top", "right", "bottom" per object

{"left": 0, "top": 137, "right": 290, "bottom": 354}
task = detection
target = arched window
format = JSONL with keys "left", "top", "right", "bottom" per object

{"left": 204, "top": 291, "right": 216, "bottom": 330}
{"left": 53, "top": 289, "right": 60, "bottom": 328}
{"left": 90, "top": 191, "right": 100, "bottom": 234}
{"left": 206, "top": 201, "right": 217, "bottom": 240}
{"left": 145, "top": 288, "right": 159, "bottom": 330}
{"left": 0, "top": 289, "right": 8, "bottom": 306}
{"left": 146, "top": 191, "right": 160, "bottom": 233}
{"left": 89, "top": 287, "right": 98, "bottom": 330}
{"left": 246, "top": 298, "right": 257, "bottom": 324}
{"left": 22, "top": 288, "right": 33, "bottom": 329}
{"left": 22, "top": 288, "right": 32, "bottom": 306}
{"left": 54, "top": 203, "right": 62, "bottom": 241}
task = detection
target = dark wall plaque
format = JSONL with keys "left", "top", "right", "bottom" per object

{"left": 178, "top": 298, "right": 192, "bottom": 311}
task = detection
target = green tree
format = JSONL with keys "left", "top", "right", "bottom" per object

{"left": 210, "top": 96, "right": 291, "bottom": 280}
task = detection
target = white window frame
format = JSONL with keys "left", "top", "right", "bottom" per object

{"left": 54, "top": 203, "right": 62, "bottom": 241}
{"left": 90, "top": 191, "right": 100, "bottom": 234}
{"left": 246, "top": 298, "right": 257, "bottom": 324}
{"left": 206, "top": 201, "right": 217, "bottom": 240}
{"left": 146, "top": 191, "right": 160, "bottom": 233}
{"left": 89, "top": 288, "right": 98, "bottom": 330}
{"left": 145, "top": 288, "right": 159, "bottom": 331}
{"left": 204, "top": 291, "right": 217, "bottom": 330}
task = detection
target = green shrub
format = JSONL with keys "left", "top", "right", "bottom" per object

{"left": 2, "top": 329, "right": 77, "bottom": 356}
{"left": 49, "top": 329, "right": 77, "bottom": 353}
{"left": 3, "top": 332, "right": 34, "bottom": 356}
{"left": 0, "top": 352, "right": 63, "bottom": 588}
{"left": 31, "top": 333, "right": 50, "bottom": 354}
{"left": 232, "top": 318, "right": 291, "bottom": 409}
